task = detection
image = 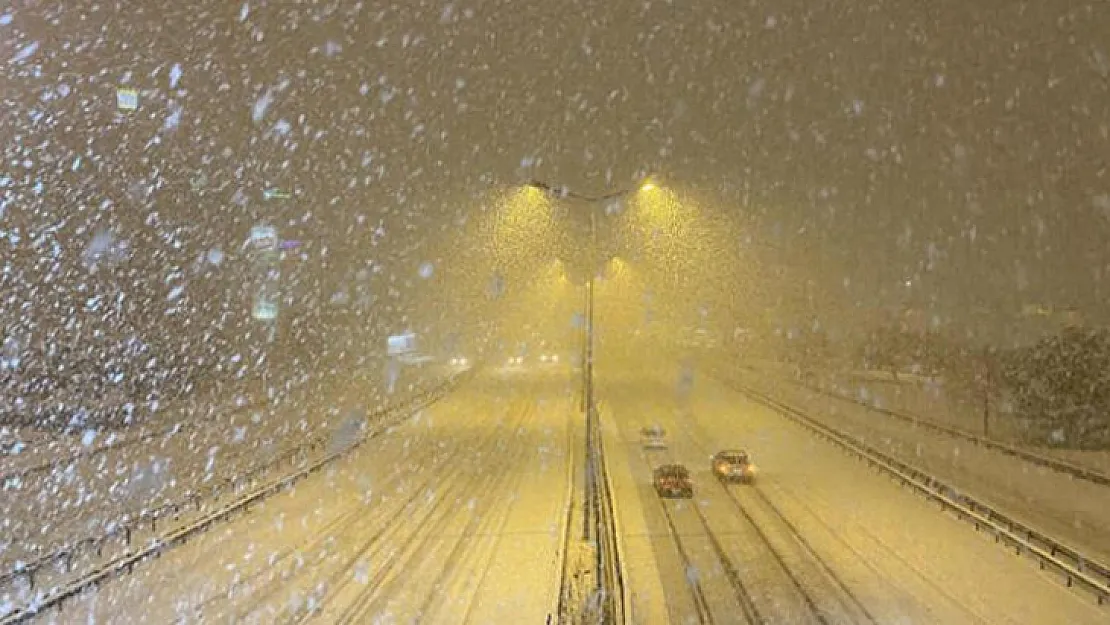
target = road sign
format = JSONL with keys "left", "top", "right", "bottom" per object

{"left": 263, "top": 188, "right": 292, "bottom": 200}
{"left": 116, "top": 87, "right": 139, "bottom": 111}
{"left": 387, "top": 332, "right": 417, "bottom": 356}
{"left": 252, "top": 297, "right": 278, "bottom": 321}
{"left": 249, "top": 226, "right": 278, "bottom": 251}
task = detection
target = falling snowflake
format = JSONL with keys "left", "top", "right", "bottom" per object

{"left": 169, "top": 62, "right": 183, "bottom": 89}
{"left": 252, "top": 88, "right": 275, "bottom": 123}
{"left": 9, "top": 41, "right": 39, "bottom": 64}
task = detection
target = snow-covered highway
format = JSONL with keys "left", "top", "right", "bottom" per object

{"left": 5, "top": 367, "right": 1106, "bottom": 624}
{"left": 0, "top": 364, "right": 456, "bottom": 604}
{"left": 598, "top": 365, "right": 1107, "bottom": 624}
{"left": 47, "top": 373, "right": 577, "bottom": 624}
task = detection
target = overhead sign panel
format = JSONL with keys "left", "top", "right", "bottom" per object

{"left": 252, "top": 297, "right": 278, "bottom": 321}
{"left": 250, "top": 225, "right": 278, "bottom": 251}
{"left": 387, "top": 332, "right": 417, "bottom": 356}
{"left": 263, "top": 188, "right": 292, "bottom": 200}
{"left": 116, "top": 87, "right": 139, "bottom": 111}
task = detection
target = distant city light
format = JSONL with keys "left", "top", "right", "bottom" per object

{"left": 263, "top": 188, "right": 292, "bottom": 200}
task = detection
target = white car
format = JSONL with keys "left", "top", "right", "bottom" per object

{"left": 640, "top": 425, "right": 668, "bottom": 450}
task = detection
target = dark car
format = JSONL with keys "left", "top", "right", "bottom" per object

{"left": 711, "top": 450, "right": 757, "bottom": 484}
{"left": 653, "top": 464, "right": 694, "bottom": 498}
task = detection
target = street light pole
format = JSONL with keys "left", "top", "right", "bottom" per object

{"left": 526, "top": 180, "right": 638, "bottom": 414}
{"left": 527, "top": 180, "right": 645, "bottom": 545}
{"left": 585, "top": 204, "right": 597, "bottom": 417}
{"left": 527, "top": 178, "right": 653, "bottom": 622}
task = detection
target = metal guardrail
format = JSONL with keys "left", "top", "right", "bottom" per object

{"left": 1, "top": 400, "right": 254, "bottom": 485}
{"left": 729, "top": 379, "right": 1110, "bottom": 606}
{"left": 550, "top": 419, "right": 578, "bottom": 625}
{"left": 794, "top": 375, "right": 1110, "bottom": 487}
{"left": 0, "top": 363, "right": 372, "bottom": 484}
{"left": 0, "top": 370, "right": 473, "bottom": 618}
{"left": 600, "top": 429, "right": 633, "bottom": 624}
{"left": 591, "top": 404, "right": 631, "bottom": 625}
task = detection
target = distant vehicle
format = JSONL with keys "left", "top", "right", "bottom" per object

{"left": 505, "top": 355, "right": 524, "bottom": 366}
{"left": 539, "top": 353, "right": 560, "bottom": 364}
{"left": 449, "top": 356, "right": 470, "bottom": 367}
{"left": 653, "top": 464, "right": 693, "bottom": 498}
{"left": 640, "top": 425, "right": 668, "bottom": 450}
{"left": 711, "top": 450, "right": 757, "bottom": 484}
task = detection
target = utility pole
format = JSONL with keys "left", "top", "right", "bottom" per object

{"left": 583, "top": 202, "right": 598, "bottom": 542}
{"left": 526, "top": 181, "right": 629, "bottom": 418}
{"left": 525, "top": 180, "right": 645, "bottom": 545}
{"left": 982, "top": 346, "right": 992, "bottom": 438}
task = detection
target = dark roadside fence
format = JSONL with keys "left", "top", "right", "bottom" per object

{"left": 0, "top": 347, "right": 389, "bottom": 431}
{"left": 0, "top": 357, "right": 470, "bottom": 580}
{"left": 0, "top": 352, "right": 442, "bottom": 487}
{"left": 0, "top": 366, "right": 477, "bottom": 622}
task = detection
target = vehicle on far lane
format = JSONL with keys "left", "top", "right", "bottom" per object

{"left": 653, "top": 464, "right": 693, "bottom": 498}
{"left": 711, "top": 450, "right": 757, "bottom": 484}
{"left": 640, "top": 425, "right": 668, "bottom": 450}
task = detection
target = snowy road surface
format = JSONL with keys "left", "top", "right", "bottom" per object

{"left": 0, "top": 364, "right": 453, "bottom": 585}
{"left": 739, "top": 368, "right": 1110, "bottom": 568}
{"left": 598, "top": 366, "right": 1107, "bottom": 625}
{"left": 15, "top": 367, "right": 1108, "bottom": 624}
{"left": 51, "top": 374, "right": 575, "bottom": 624}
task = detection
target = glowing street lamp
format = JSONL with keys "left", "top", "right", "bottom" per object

{"left": 524, "top": 177, "right": 659, "bottom": 411}
{"left": 526, "top": 178, "right": 656, "bottom": 204}
{"left": 526, "top": 177, "right": 661, "bottom": 558}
